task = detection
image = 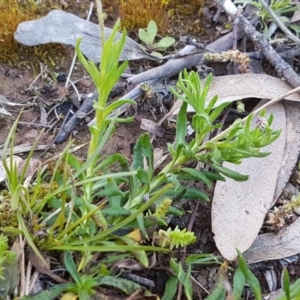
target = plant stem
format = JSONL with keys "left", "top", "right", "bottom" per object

{"left": 96, "top": 0, "right": 106, "bottom": 47}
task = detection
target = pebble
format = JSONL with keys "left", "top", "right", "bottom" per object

{"left": 80, "top": 79, "right": 92, "bottom": 88}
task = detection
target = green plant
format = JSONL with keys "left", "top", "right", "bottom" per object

{"left": 162, "top": 258, "right": 193, "bottom": 300}
{"left": 138, "top": 20, "right": 175, "bottom": 57}
{"left": 119, "top": 0, "right": 170, "bottom": 32}
{"left": 204, "top": 251, "right": 300, "bottom": 300}
{"left": 155, "top": 226, "right": 196, "bottom": 249}
{"left": 236, "top": 0, "right": 300, "bottom": 38}
{"left": 1, "top": 4, "right": 284, "bottom": 299}
{"left": 0, "top": 236, "right": 18, "bottom": 300}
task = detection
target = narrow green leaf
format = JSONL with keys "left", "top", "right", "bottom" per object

{"left": 101, "top": 207, "right": 131, "bottom": 216}
{"left": 17, "top": 212, "right": 47, "bottom": 266}
{"left": 136, "top": 213, "right": 149, "bottom": 240}
{"left": 233, "top": 265, "right": 245, "bottom": 300}
{"left": 209, "top": 101, "right": 231, "bottom": 123}
{"left": 97, "top": 276, "right": 146, "bottom": 295}
{"left": 180, "top": 167, "right": 212, "bottom": 186}
{"left": 185, "top": 254, "right": 222, "bottom": 265}
{"left": 96, "top": 152, "right": 129, "bottom": 171}
{"left": 132, "top": 133, "right": 153, "bottom": 180}
{"left": 64, "top": 251, "right": 81, "bottom": 284}
{"left": 136, "top": 168, "right": 150, "bottom": 184}
{"left": 212, "top": 164, "right": 249, "bottom": 181}
{"left": 104, "top": 99, "right": 135, "bottom": 117}
{"left": 205, "top": 284, "right": 226, "bottom": 300}
{"left": 288, "top": 278, "right": 300, "bottom": 299}
{"left": 283, "top": 267, "right": 291, "bottom": 300}
{"left": 97, "top": 187, "right": 125, "bottom": 198}
{"left": 237, "top": 250, "right": 262, "bottom": 300}
{"left": 183, "top": 264, "right": 193, "bottom": 300}
{"left": 201, "top": 170, "right": 225, "bottom": 181}
{"left": 162, "top": 276, "right": 179, "bottom": 300}
{"left": 175, "top": 101, "right": 188, "bottom": 147}
{"left": 183, "top": 188, "right": 210, "bottom": 201}
{"left": 167, "top": 206, "right": 183, "bottom": 216}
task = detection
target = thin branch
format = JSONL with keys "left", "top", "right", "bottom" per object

{"left": 257, "top": 0, "right": 300, "bottom": 44}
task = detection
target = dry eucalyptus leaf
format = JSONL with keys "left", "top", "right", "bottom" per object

{"left": 206, "top": 73, "right": 300, "bottom": 103}
{"left": 243, "top": 217, "right": 300, "bottom": 263}
{"left": 290, "top": 10, "right": 300, "bottom": 23}
{"left": 273, "top": 101, "right": 300, "bottom": 204}
{"left": 212, "top": 102, "right": 286, "bottom": 261}
{"left": 14, "top": 10, "right": 157, "bottom": 63}
{"left": 172, "top": 73, "right": 300, "bottom": 115}
{"left": 140, "top": 118, "right": 163, "bottom": 137}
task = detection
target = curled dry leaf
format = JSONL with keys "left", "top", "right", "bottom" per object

{"left": 29, "top": 248, "right": 67, "bottom": 283}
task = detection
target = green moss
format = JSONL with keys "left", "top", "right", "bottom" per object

{"left": 0, "top": 192, "right": 18, "bottom": 243}
{"left": 119, "top": 0, "right": 170, "bottom": 32}
{"left": 0, "top": 0, "right": 67, "bottom": 68}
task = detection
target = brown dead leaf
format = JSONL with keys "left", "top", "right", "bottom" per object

{"left": 273, "top": 101, "right": 300, "bottom": 203}
{"left": 29, "top": 248, "right": 67, "bottom": 283}
{"left": 290, "top": 10, "right": 300, "bottom": 23}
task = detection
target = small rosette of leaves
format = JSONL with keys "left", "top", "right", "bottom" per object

{"left": 138, "top": 20, "right": 175, "bottom": 57}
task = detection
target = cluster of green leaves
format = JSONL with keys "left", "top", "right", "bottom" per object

{"left": 236, "top": 0, "right": 300, "bottom": 38}
{"left": 163, "top": 251, "right": 300, "bottom": 300}
{"left": 168, "top": 69, "right": 280, "bottom": 181}
{"left": 138, "top": 20, "right": 175, "bottom": 57}
{"left": 0, "top": 235, "right": 18, "bottom": 300}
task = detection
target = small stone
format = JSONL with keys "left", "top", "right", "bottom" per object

{"left": 80, "top": 79, "right": 92, "bottom": 88}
